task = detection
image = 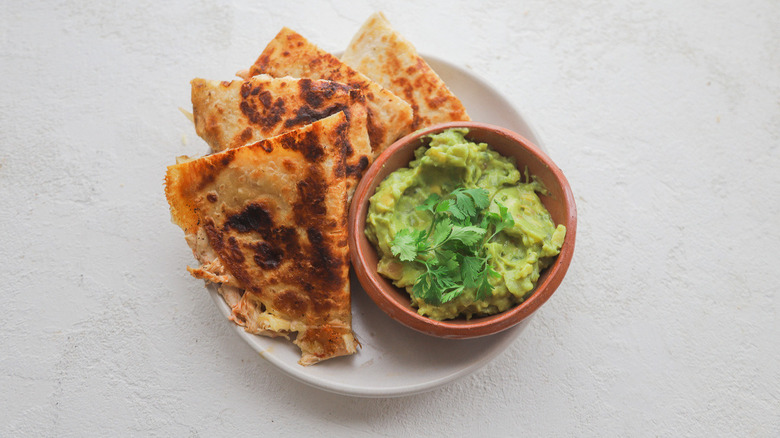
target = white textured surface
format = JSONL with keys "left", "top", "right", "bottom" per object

{"left": 1, "top": 1, "right": 778, "bottom": 436}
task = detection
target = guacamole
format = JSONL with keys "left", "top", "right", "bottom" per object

{"left": 365, "top": 128, "right": 566, "bottom": 320}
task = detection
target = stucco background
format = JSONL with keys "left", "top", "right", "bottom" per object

{"left": 1, "top": 0, "right": 778, "bottom": 436}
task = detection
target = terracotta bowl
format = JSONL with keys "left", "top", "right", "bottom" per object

{"left": 348, "top": 122, "right": 577, "bottom": 339}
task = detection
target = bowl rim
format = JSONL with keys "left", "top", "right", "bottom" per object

{"left": 348, "top": 121, "right": 577, "bottom": 339}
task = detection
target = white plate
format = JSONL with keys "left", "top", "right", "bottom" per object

{"left": 209, "top": 55, "right": 545, "bottom": 398}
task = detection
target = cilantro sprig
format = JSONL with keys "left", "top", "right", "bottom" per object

{"left": 389, "top": 187, "right": 515, "bottom": 305}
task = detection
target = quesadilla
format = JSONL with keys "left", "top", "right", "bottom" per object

{"left": 247, "top": 27, "right": 414, "bottom": 157}
{"left": 191, "top": 75, "right": 372, "bottom": 195}
{"left": 341, "top": 12, "right": 470, "bottom": 130}
{"left": 165, "top": 112, "right": 359, "bottom": 365}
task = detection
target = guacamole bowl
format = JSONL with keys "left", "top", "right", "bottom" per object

{"left": 348, "top": 122, "right": 577, "bottom": 339}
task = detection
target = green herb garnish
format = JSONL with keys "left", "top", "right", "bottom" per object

{"left": 389, "top": 187, "right": 515, "bottom": 305}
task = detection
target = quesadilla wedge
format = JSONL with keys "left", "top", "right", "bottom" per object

{"left": 341, "top": 12, "right": 470, "bottom": 130}
{"left": 247, "top": 27, "right": 414, "bottom": 157}
{"left": 165, "top": 112, "right": 359, "bottom": 365}
{"left": 191, "top": 75, "right": 372, "bottom": 195}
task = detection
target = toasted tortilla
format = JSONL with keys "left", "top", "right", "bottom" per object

{"left": 247, "top": 27, "right": 413, "bottom": 157}
{"left": 191, "top": 75, "right": 371, "bottom": 195}
{"left": 341, "top": 12, "right": 470, "bottom": 130}
{"left": 165, "top": 112, "right": 358, "bottom": 365}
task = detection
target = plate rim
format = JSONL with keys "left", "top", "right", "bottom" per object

{"left": 209, "top": 286, "right": 531, "bottom": 398}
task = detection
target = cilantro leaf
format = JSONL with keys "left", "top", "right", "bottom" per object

{"left": 449, "top": 225, "right": 486, "bottom": 246}
{"left": 494, "top": 201, "right": 514, "bottom": 233}
{"left": 485, "top": 201, "right": 515, "bottom": 242}
{"left": 451, "top": 189, "right": 476, "bottom": 219}
{"left": 449, "top": 187, "right": 490, "bottom": 221}
{"left": 435, "top": 200, "right": 450, "bottom": 213}
{"left": 434, "top": 248, "right": 459, "bottom": 272}
{"left": 447, "top": 200, "right": 467, "bottom": 220}
{"left": 412, "top": 270, "right": 437, "bottom": 304}
{"left": 430, "top": 217, "right": 453, "bottom": 247}
{"left": 460, "top": 255, "right": 483, "bottom": 289}
{"left": 474, "top": 266, "right": 495, "bottom": 301}
{"left": 465, "top": 188, "right": 490, "bottom": 210}
{"left": 390, "top": 228, "right": 421, "bottom": 262}
{"left": 440, "top": 285, "right": 465, "bottom": 303}
{"left": 390, "top": 228, "right": 430, "bottom": 262}
{"left": 411, "top": 229, "right": 429, "bottom": 253}
{"left": 415, "top": 193, "right": 441, "bottom": 213}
